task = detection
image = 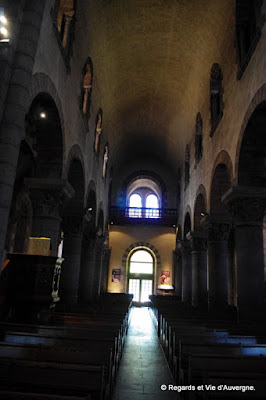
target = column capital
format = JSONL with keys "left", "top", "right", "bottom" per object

{"left": 222, "top": 186, "right": 266, "bottom": 225}
{"left": 189, "top": 231, "right": 208, "bottom": 252}
{"left": 25, "top": 178, "right": 75, "bottom": 218}
{"left": 202, "top": 213, "right": 231, "bottom": 241}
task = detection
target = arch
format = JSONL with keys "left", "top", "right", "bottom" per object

{"left": 176, "top": 224, "right": 182, "bottom": 246}
{"left": 82, "top": 57, "right": 93, "bottom": 115}
{"left": 238, "top": 101, "right": 266, "bottom": 187}
{"left": 122, "top": 170, "right": 167, "bottom": 208}
{"left": 121, "top": 241, "right": 161, "bottom": 272}
{"left": 66, "top": 144, "right": 85, "bottom": 181}
{"left": 184, "top": 212, "right": 192, "bottom": 239}
{"left": 64, "top": 157, "right": 85, "bottom": 217}
{"left": 25, "top": 92, "right": 63, "bottom": 178}
{"left": 194, "top": 186, "right": 207, "bottom": 231}
{"left": 210, "top": 150, "right": 233, "bottom": 199}
{"left": 96, "top": 205, "right": 104, "bottom": 237}
{"left": 94, "top": 108, "right": 103, "bottom": 154}
{"left": 27, "top": 73, "right": 65, "bottom": 169}
{"left": 210, "top": 163, "right": 231, "bottom": 215}
{"left": 235, "top": 83, "right": 266, "bottom": 182}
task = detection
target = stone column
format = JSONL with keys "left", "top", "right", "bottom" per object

{"left": 0, "top": 1, "right": 46, "bottom": 265}
{"left": 100, "top": 246, "right": 111, "bottom": 293}
{"left": 205, "top": 217, "right": 231, "bottom": 312}
{"left": 181, "top": 239, "right": 192, "bottom": 304}
{"left": 223, "top": 186, "right": 266, "bottom": 320}
{"left": 78, "top": 236, "right": 95, "bottom": 303}
{"left": 60, "top": 216, "right": 83, "bottom": 305}
{"left": 25, "top": 178, "right": 74, "bottom": 256}
{"left": 173, "top": 244, "right": 182, "bottom": 297}
{"left": 190, "top": 232, "right": 208, "bottom": 308}
{"left": 91, "top": 236, "right": 105, "bottom": 298}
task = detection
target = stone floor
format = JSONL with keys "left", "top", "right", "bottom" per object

{"left": 113, "top": 307, "right": 180, "bottom": 400}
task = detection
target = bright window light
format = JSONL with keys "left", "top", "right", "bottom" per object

{"left": 0, "top": 27, "right": 7, "bottom": 36}
{"left": 0, "top": 15, "right": 7, "bottom": 24}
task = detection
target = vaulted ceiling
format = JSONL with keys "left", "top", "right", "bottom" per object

{"left": 84, "top": 0, "right": 234, "bottom": 171}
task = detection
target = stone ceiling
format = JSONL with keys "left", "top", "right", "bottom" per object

{"left": 84, "top": 0, "right": 234, "bottom": 171}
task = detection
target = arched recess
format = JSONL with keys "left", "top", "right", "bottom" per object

{"left": 122, "top": 170, "right": 167, "bottom": 209}
{"left": 122, "top": 242, "right": 161, "bottom": 302}
{"left": 236, "top": 100, "right": 266, "bottom": 290}
{"left": 25, "top": 93, "right": 63, "bottom": 178}
{"left": 209, "top": 150, "right": 233, "bottom": 214}
{"left": 235, "top": 83, "right": 266, "bottom": 181}
{"left": 27, "top": 73, "right": 65, "bottom": 162}
{"left": 194, "top": 187, "right": 207, "bottom": 231}
{"left": 6, "top": 84, "right": 64, "bottom": 254}
{"left": 183, "top": 209, "right": 192, "bottom": 239}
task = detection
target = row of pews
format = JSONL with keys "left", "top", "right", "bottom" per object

{"left": 0, "top": 293, "right": 133, "bottom": 400}
{"left": 149, "top": 295, "right": 266, "bottom": 399}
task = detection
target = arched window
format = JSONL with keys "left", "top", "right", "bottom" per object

{"left": 210, "top": 63, "right": 223, "bottom": 136}
{"left": 236, "top": 0, "right": 263, "bottom": 79}
{"left": 102, "top": 143, "right": 109, "bottom": 179}
{"left": 54, "top": 0, "right": 76, "bottom": 66}
{"left": 129, "top": 193, "right": 142, "bottom": 217}
{"left": 146, "top": 194, "right": 159, "bottom": 218}
{"left": 184, "top": 144, "right": 190, "bottom": 189}
{"left": 195, "top": 112, "right": 203, "bottom": 165}
{"left": 94, "top": 109, "right": 102, "bottom": 154}
{"left": 82, "top": 58, "right": 93, "bottom": 115}
{"left": 129, "top": 250, "right": 153, "bottom": 274}
{"left": 128, "top": 249, "right": 154, "bottom": 302}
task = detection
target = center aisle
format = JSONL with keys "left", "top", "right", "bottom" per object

{"left": 113, "top": 307, "right": 179, "bottom": 400}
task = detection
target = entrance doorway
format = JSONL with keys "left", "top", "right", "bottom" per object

{"left": 127, "top": 249, "right": 154, "bottom": 302}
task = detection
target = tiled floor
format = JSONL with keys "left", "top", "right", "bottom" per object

{"left": 113, "top": 307, "right": 180, "bottom": 400}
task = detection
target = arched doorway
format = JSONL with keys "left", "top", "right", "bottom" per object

{"left": 127, "top": 248, "right": 155, "bottom": 302}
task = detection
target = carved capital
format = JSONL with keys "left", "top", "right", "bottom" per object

{"left": 223, "top": 186, "right": 266, "bottom": 225}
{"left": 206, "top": 222, "right": 231, "bottom": 241}
{"left": 25, "top": 178, "right": 74, "bottom": 218}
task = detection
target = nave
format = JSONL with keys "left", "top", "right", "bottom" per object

{"left": 113, "top": 307, "right": 178, "bottom": 400}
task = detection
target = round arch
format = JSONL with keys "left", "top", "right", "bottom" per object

{"left": 122, "top": 242, "right": 161, "bottom": 302}
{"left": 235, "top": 83, "right": 266, "bottom": 183}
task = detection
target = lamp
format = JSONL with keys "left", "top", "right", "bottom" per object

{"left": 0, "top": 8, "right": 9, "bottom": 43}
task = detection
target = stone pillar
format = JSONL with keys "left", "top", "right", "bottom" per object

{"left": 92, "top": 237, "right": 105, "bottom": 298}
{"left": 181, "top": 240, "right": 192, "bottom": 304}
{"left": 78, "top": 237, "right": 95, "bottom": 303}
{"left": 0, "top": 1, "right": 46, "bottom": 265}
{"left": 190, "top": 232, "right": 207, "bottom": 308}
{"left": 173, "top": 244, "right": 182, "bottom": 297}
{"left": 25, "top": 178, "right": 74, "bottom": 256}
{"left": 60, "top": 216, "right": 83, "bottom": 304}
{"left": 205, "top": 217, "right": 231, "bottom": 312}
{"left": 223, "top": 186, "right": 266, "bottom": 320}
{"left": 101, "top": 246, "right": 111, "bottom": 293}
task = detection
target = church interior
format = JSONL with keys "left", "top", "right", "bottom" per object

{"left": 0, "top": 0, "right": 266, "bottom": 399}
